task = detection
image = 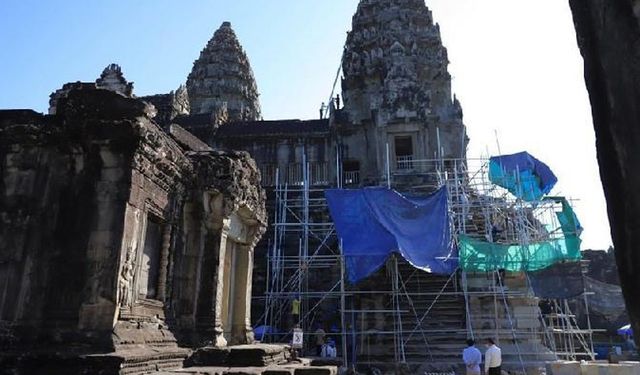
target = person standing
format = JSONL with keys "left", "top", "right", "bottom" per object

{"left": 462, "top": 339, "right": 482, "bottom": 375}
{"left": 321, "top": 337, "right": 337, "bottom": 358}
{"left": 314, "top": 326, "right": 326, "bottom": 356}
{"left": 484, "top": 338, "right": 502, "bottom": 375}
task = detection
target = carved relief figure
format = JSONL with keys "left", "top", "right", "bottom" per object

{"left": 119, "top": 246, "right": 135, "bottom": 307}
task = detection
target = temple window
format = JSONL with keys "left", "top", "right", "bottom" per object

{"left": 343, "top": 160, "right": 360, "bottom": 186}
{"left": 394, "top": 135, "right": 414, "bottom": 170}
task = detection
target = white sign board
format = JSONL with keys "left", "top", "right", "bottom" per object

{"left": 292, "top": 328, "right": 304, "bottom": 349}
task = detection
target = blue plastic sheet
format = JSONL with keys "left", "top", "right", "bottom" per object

{"left": 489, "top": 152, "right": 558, "bottom": 201}
{"left": 325, "top": 187, "right": 456, "bottom": 283}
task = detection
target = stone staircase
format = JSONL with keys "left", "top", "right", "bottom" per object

{"left": 352, "top": 261, "right": 559, "bottom": 374}
{"left": 353, "top": 259, "right": 468, "bottom": 373}
{"left": 465, "top": 272, "right": 558, "bottom": 372}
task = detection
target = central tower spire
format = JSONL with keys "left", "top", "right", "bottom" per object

{"left": 338, "top": 0, "right": 467, "bottom": 183}
{"left": 342, "top": 0, "right": 462, "bottom": 126}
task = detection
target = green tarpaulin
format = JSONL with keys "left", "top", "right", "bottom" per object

{"left": 459, "top": 197, "right": 581, "bottom": 272}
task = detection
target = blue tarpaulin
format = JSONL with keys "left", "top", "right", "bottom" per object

{"left": 489, "top": 151, "right": 558, "bottom": 201}
{"left": 325, "top": 187, "right": 456, "bottom": 283}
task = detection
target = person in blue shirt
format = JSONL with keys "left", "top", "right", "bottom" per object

{"left": 462, "top": 339, "right": 482, "bottom": 375}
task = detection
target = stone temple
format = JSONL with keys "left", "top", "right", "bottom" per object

{"left": 1, "top": 1, "right": 591, "bottom": 374}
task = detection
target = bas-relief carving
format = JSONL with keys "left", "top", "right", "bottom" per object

{"left": 119, "top": 246, "right": 136, "bottom": 308}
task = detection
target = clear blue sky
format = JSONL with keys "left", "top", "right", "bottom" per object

{"left": 0, "top": 0, "right": 612, "bottom": 250}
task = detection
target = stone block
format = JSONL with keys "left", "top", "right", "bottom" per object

{"left": 223, "top": 367, "right": 265, "bottom": 375}
{"left": 293, "top": 366, "right": 337, "bottom": 375}
{"left": 547, "top": 361, "right": 581, "bottom": 375}
{"left": 578, "top": 363, "right": 640, "bottom": 375}
{"left": 309, "top": 358, "right": 343, "bottom": 367}
{"left": 169, "top": 124, "right": 213, "bottom": 152}
{"left": 185, "top": 347, "right": 231, "bottom": 367}
{"left": 517, "top": 318, "right": 541, "bottom": 329}
{"left": 169, "top": 367, "right": 227, "bottom": 375}
{"left": 227, "top": 344, "right": 289, "bottom": 367}
{"left": 513, "top": 306, "right": 540, "bottom": 316}
{"left": 263, "top": 368, "right": 295, "bottom": 375}
{"left": 619, "top": 363, "right": 640, "bottom": 375}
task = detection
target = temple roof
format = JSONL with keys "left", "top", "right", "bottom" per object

{"left": 217, "top": 119, "right": 329, "bottom": 137}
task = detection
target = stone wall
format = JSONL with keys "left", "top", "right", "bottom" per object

{"left": 0, "top": 86, "right": 267, "bottom": 373}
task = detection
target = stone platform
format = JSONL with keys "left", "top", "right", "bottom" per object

{"left": 160, "top": 364, "right": 337, "bottom": 375}
{"left": 547, "top": 361, "right": 640, "bottom": 375}
{"left": 186, "top": 344, "right": 292, "bottom": 367}
{"left": 165, "top": 344, "right": 337, "bottom": 375}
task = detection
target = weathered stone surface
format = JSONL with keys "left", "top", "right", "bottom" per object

{"left": 546, "top": 361, "right": 581, "bottom": 375}
{"left": 187, "top": 347, "right": 232, "bottom": 367}
{"left": 293, "top": 366, "right": 337, "bottom": 375}
{"left": 96, "top": 63, "right": 134, "bottom": 97}
{"left": 170, "top": 123, "right": 213, "bottom": 152}
{"left": 334, "top": 0, "right": 468, "bottom": 186}
{"left": 568, "top": 0, "right": 640, "bottom": 347}
{"left": 309, "top": 358, "right": 343, "bottom": 367}
{"left": 223, "top": 367, "right": 266, "bottom": 375}
{"left": 0, "top": 80, "right": 267, "bottom": 374}
{"left": 226, "top": 345, "right": 289, "bottom": 367}
{"left": 186, "top": 344, "right": 290, "bottom": 368}
{"left": 583, "top": 249, "right": 620, "bottom": 285}
{"left": 49, "top": 63, "right": 135, "bottom": 115}
{"left": 186, "top": 22, "right": 261, "bottom": 121}
{"left": 140, "top": 85, "right": 191, "bottom": 128}
{"left": 262, "top": 368, "right": 295, "bottom": 375}
{"left": 342, "top": 0, "right": 460, "bottom": 124}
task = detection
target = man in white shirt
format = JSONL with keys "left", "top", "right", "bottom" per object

{"left": 484, "top": 338, "right": 502, "bottom": 375}
{"left": 462, "top": 339, "right": 482, "bottom": 375}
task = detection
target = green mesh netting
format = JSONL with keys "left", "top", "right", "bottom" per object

{"left": 459, "top": 197, "right": 581, "bottom": 272}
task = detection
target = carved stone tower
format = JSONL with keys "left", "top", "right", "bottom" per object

{"left": 339, "top": 0, "right": 467, "bottom": 184}
{"left": 186, "top": 22, "right": 261, "bottom": 121}
{"left": 96, "top": 63, "right": 134, "bottom": 97}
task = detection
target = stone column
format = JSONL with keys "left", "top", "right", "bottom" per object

{"left": 239, "top": 243, "right": 255, "bottom": 344}
{"left": 212, "top": 219, "right": 230, "bottom": 347}
{"left": 156, "top": 224, "right": 172, "bottom": 302}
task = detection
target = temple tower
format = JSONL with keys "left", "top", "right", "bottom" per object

{"left": 186, "top": 22, "right": 261, "bottom": 121}
{"left": 96, "top": 63, "right": 134, "bottom": 96}
{"left": 339, "top": 0, "right": 467, "bottom": 184}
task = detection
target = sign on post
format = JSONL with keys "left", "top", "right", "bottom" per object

{"left": 292, "top": 328, "right": 303, "bottom": 349}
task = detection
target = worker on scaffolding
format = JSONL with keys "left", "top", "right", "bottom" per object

{"left": 463, "top": 339, "right": 482, "bottom": 375}
{"left": 291, "top": 295, "right": 300, "bottom": 328}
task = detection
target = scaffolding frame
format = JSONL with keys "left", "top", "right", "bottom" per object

{"left": 258, "top": 149, "right": 596, "bottom": 371}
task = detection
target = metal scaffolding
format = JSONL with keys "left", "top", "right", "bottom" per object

{"left": 257, "top": 151, "right": 596, "bottom": 371}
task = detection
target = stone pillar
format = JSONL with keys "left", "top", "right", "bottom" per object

{"left": 239, "top": 243, "right": 255, "bottom": 344}
{"left": 156, "top": 224, "right": 172, "bottom": 302}
{"left": 212, "top": 219, "right": 230, "bottom": 347}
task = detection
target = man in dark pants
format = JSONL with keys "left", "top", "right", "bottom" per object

{"left": 484, "top": 338, "right": 502, "bottom": 375}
